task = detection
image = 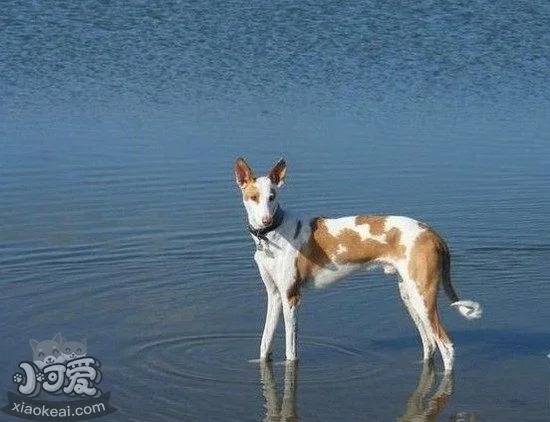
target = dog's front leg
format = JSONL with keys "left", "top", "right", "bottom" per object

{"left": 258, "top": 266, "right": 282, "bottom": 360}
{"left": 282, "top": 298, "right": 298, "bottom": 361}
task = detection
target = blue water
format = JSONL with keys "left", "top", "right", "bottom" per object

{"left": 1, "top": 1, "right": 549, "bottom": 421}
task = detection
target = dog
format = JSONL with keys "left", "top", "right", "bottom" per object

{"left": 235, "top": 157, "right": 481, "bottom": 371}
{"left": 30, "top": 333, "right": 65, "bottom": 369}
{"left": 60, "top": 337, "right": 87, "bottom": 362}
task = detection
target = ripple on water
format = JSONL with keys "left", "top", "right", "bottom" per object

{"left": 125, "top": 332, "right": 389, "bottom": 388}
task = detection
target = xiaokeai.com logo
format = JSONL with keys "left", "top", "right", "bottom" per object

{"left": 2, "top": 333, "right": 116, "bottom": 421}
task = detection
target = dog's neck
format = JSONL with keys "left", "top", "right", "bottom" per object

{"left": 248, "top": 205, "right": 285, "bottom": 241}
{"left": 247, "top": 207, "right": 306, "bottom": 256}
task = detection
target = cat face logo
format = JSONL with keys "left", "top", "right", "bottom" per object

{"left": 60, "top": 338, "right": 87, "bottom": 361}
{"left": 29, "top": 333, "right": 87, "bottom": 369}
{"left": 29, "top": 334, "right": 64, "bottom": 370}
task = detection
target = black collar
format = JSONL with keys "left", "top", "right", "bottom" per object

{"left": 248, "top": 206, "right": 285, "bottom": 241}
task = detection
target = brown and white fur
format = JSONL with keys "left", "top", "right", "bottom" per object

{"left": 235, "top": 157, "right": 482, "bottom": 372}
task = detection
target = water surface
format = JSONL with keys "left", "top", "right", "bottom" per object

{"left": 1, "top": 1, "right": 549, "bottom": 420}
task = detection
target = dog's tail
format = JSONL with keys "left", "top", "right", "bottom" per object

{"left": 441, "top": 244, "right": 483, "bottom": 320}
{"left": 450, "top": 300, "right": 483, "bottom": 319}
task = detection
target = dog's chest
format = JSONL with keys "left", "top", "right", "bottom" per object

{"left": 254, "top": 236, "right": 301, "bottom": 281}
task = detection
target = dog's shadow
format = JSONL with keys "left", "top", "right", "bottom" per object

{"left": 259, "top": 360, "right": 455, "bottom": 422}
{"left": 370, "top": 328, "right": 550, "bottom": 360}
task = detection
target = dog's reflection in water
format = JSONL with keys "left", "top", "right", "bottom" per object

{"left": 260, "top": 361, "right": 298, "bottom": 422}
{"left": 399, "top": 361, "right": 454, "bottom": 422}
{"left": 260, "top": 360, "right": 460, "bottom": 422}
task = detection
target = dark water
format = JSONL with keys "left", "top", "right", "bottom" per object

{"left": 2, "top": 1, "right": 549, "bottom": 421}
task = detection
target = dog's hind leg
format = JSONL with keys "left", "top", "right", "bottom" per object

{"left": 398, "top": 279, "right": 436, "bottom": 362}
{"left": 407, "top": 230, "right": 456, "bottom": 371}
{"left": 400, "top": 268, "right": 455, "bottom": 371}
{"left": 429, "top": 308, "right": 455, "bottom": 372}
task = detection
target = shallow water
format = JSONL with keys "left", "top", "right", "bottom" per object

{"left": 2, "top": 1, "right": 550, "bottom": 421}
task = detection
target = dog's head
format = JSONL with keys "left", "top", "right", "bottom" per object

{"left": 30, "top": 333, "right": 65, "bottom": 369}
{"left": 60, "top": 337, "right": 87, "bottom": 361}
{"left": 234, "top": 157, "right": 287, "bottom": 230}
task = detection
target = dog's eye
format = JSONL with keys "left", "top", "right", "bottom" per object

{"left": 269, "top": 191, "right": 276, "bottom": 202}
{"left": 53, "top": 349, "right": 60, "bottom": 356}
{"left": 76, "top": 348, "right": 82, "bottom": 354}
{"left": 38, "top": 352, "right": 45, "bottom": 358}
{"left": 65, "top": 347, "right": 71, "bottom": 353}
{"left": 249, "top": 194, "right": 258, "bottom": 202}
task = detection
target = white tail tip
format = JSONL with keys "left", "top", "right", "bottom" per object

{"left": 450, "top": 300, "right": 483, "bottom": 319}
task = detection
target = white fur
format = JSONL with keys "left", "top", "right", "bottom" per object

{"left": 450, "top": 300, "right": 483, "bottom": 319}
{"left": 383, "top": 264, "right": 397, "bottom": 274}
{"left": 398, "top": 280, "right": 435, "bottom": 361}
{"left": 243, "top": 176, "right": 278, "bottom": 229}
{"left": 312, "top": 263, "right": 361, "bottom": 289}
{"left": 324, "top": 217, "right": 355, "bottom": 237}
{"left": 336, "top": 244, "right": 348, "bottom": 255}
{"left": 357, "top": 227, "right": 387, "bottom": 243}
{"left": 386, "top": 216, "right": 425, "bottom": 258}
{"left": 325, "top": 216, "right": 388, "bottom": 243}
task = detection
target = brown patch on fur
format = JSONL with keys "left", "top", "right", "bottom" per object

{"left": 408, "top": 230, "right": 447, "bottom": 296}
{"left": 288, "top": 218, "right": 329, "bottom": 307}
{"left": 408, "top": 229, "right": 452, "bottom": 343}
{"left": 288, "top": 217, "right": 406, "bottom": 307}
{"left": 287, "top": 282, "right": 301, "bottom": 307}
{"left": 295, "top": 218, "right": 332, "bottom": 278}
{"left": 355, "top": 215, "right": 387, "bottom": 236}
{"left": 330, "top": 226, "right": 405, "bottom": 265}
{"left": 242, "top": 182, "right": 260, "bottom": 203}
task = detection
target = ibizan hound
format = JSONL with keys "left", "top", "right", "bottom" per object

{"left": 234, "top": 157, "right": 482, "bottom": 372}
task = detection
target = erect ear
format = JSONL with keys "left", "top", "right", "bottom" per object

{"left": 30, "top": 339, "right": 39, "bottom": 352}
{"left": 53, "top": 333, "right": 63, "bottom": 345}
{"left": 234, "top": 157, "right": 256, "bottom": 188}
{"left": 268, "top": 158, "right": 287, "bottom": 187}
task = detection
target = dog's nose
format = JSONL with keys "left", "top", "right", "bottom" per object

{"left": 262, "top": 216, "right": 273, "bottom": 226}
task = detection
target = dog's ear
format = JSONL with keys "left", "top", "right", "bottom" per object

{"left": 268, "top": 158, "right": 287, "bottom": 188}
{"left": 53, "top": 333, "right": 63, "bottom": 345}
{"left": 30, "top": 339, "right": 39, "bottom": 353}
{"left": 235, "top": 157, "right": 255, "bottom": 188}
